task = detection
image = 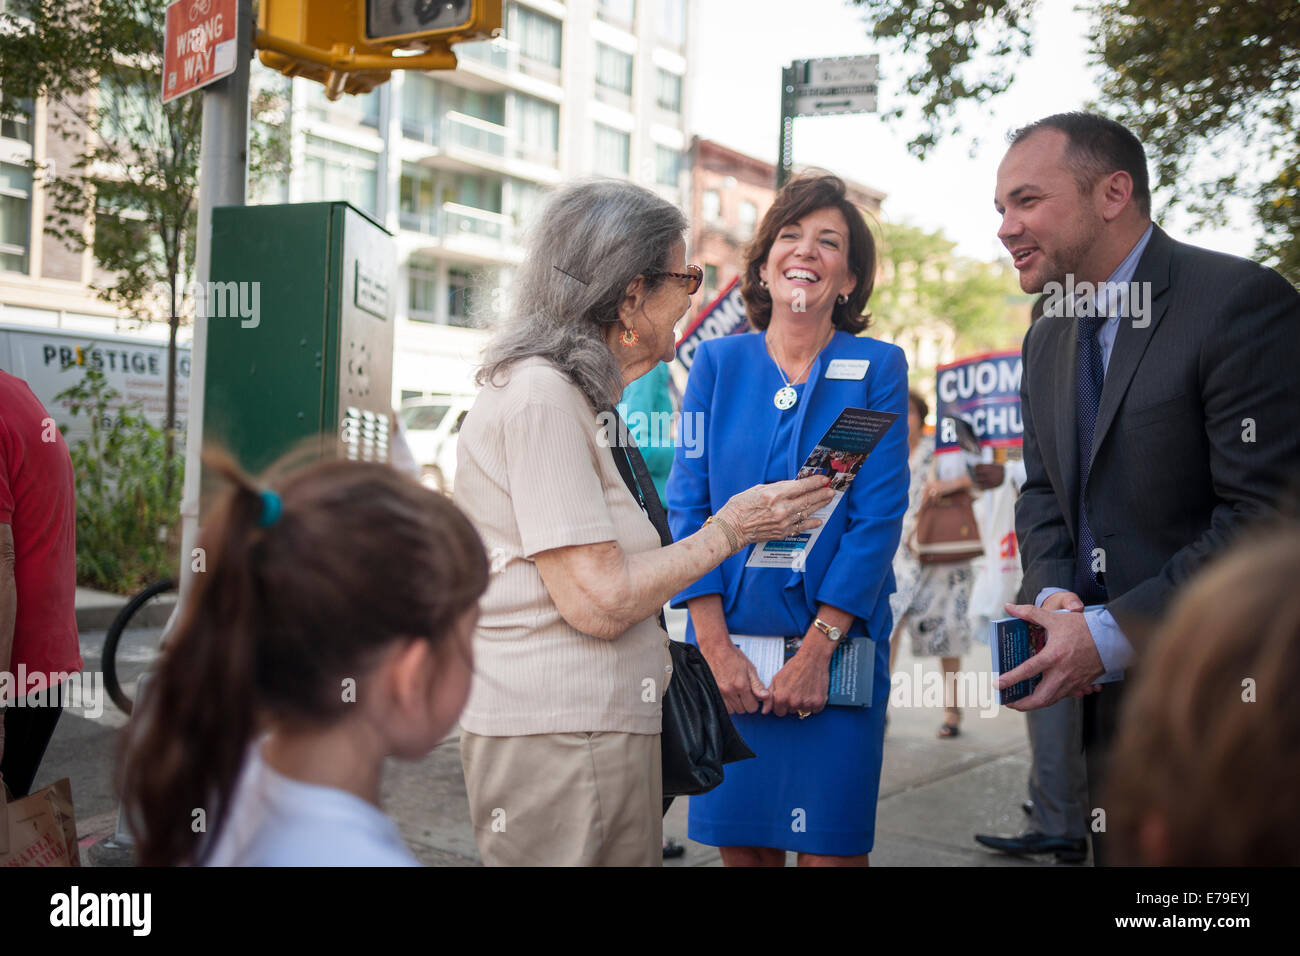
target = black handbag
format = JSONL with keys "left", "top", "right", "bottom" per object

{"left": 604, "top": 408, "right": 755, "bottom": 810}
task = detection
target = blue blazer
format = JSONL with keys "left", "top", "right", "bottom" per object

{"left": 667, "top": 329, "right": 911, "bottom": 642}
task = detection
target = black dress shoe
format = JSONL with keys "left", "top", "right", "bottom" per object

{"left": 1022, "top": 800, "right": 1034, "bottom": 817}
{"left": 974, "top": 830, "right": 1088, "bottom": 863}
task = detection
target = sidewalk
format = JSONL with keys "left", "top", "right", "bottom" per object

{"left": 67, "top": 595, "right": 1058, "bottom": 866}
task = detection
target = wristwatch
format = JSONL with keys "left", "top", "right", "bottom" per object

{"left": 812, "top": 617, "right": 844, "bottom": 644}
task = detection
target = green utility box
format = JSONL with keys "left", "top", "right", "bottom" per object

{"left": 204, "top": 201, "right": 396, "bottom": 482}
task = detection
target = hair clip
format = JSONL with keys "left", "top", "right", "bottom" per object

{"left": 257, "top": 489, "right": 282, "bottom": 528}
{"left": 553, "top": 264, "right": 590, "bottom": 286}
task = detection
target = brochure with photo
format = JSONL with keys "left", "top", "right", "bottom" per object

{"left": 730, "top": 634, "right": 876, "bottom": 707}
{"left": 989, "top": 605, "right": 1125, "bottom": 704}
{"left": 746, "top": 406, "right": 900, "bottom": 570}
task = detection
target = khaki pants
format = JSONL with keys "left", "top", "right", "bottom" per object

{"left": 460, "top": 730, "right": 662, "bottom": 866}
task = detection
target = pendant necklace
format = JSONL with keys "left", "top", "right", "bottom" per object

{"left": 768, "top": 327, "right": 833, "bottom": 410}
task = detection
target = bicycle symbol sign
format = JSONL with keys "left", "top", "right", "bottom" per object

{"left": 189, "top": 0, "right": 211, "bottom": 21}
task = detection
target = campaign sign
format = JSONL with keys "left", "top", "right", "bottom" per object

{"left": 934, "top": 350, "right": 1023, "bottom": 454}
{"left": 675, "top": 277, "right": 749, "bottom": 369}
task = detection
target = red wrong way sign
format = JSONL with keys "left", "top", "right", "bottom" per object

{"left": 162, "top": 0, "right": 238, "bottom": 104}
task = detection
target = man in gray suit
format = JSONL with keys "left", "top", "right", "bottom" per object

{"left": 991, "top": 112, "right": 1300, "bottom": 865}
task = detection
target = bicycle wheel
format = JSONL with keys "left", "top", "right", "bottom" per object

{"left": 102, "top": 578, "right": 176, "bottom": 715}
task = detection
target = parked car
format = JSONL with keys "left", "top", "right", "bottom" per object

{"left": 399, "top": 394, "right": 474, "bottom": 493}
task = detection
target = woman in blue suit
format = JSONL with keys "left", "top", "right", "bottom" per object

{"left": 667, "top": 174, "right": 909, "bottom": 866}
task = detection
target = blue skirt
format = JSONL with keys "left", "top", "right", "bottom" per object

{"left": 687, "top": 636, "right": 891, "bottom": 857}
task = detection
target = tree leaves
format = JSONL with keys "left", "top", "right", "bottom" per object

{"left": 850, "top": 0, "right": 1300, "bottom": 284}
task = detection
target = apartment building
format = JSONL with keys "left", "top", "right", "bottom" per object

{"left": 281, "top": 0, "right": 693, "bottom": 401}
{"left": 0, "top": 0, "right": 693, "bottom": 404}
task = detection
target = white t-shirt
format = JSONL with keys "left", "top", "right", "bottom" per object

{"left": 202, "top": 740, "right": 420, "bottom": 867}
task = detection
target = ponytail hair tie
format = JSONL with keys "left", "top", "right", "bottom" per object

{"left": 257, "top": 489, "right": 282, "bottom": 528}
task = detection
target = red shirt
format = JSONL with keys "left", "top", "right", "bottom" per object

{"left": 0, "top": 370, "right": 82, "bottom": 678}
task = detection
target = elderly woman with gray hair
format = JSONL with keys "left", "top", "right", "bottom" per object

{"left": 454, "top": 179, "right": 832, "bottom": 866}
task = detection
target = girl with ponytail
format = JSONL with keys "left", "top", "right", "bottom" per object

{"left": 119, "top": 448, "right": 488, "bottom": 866}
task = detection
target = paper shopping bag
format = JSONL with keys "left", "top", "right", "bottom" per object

{"left": 1, "top": 777, "right": 80, "bottom": 867}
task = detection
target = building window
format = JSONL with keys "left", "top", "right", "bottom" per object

{"left": 655, "top": 69, "right": 682, "bottom": 113}
{"left": 399, "top": 166, "right": 436, "bottom": 233}
{"left": 596, "top": 0, "right": 636, "bottom": 27}
{"left": 738, "top": 200, "right": 758, "bottom": 238}
{"left": 0, "top": 95, "right": 32, "bottom": 144}
{"left": 655, "top": 146, "right": 679, "bottom": 187}
{"left": 657, "top": 0, "right": 686, "bottom": 46}
{"left": 593, "top": 123, "right": 631, "bottom": 177}
{"left": 701, "top": 188, "right": 721, "bottom": 222}
{"left": 512, "top": 3, "right": 561, "bottom": 67}
{"left": 303, "top": 135, "right": 379, "bottom": 217}
{"left": 595, "top": 44, "right": 633, "bottom": 95}
{"left": 509, "top": 179, "right": 546, "bottom": 231}
{"left": 408, "top": 264, "right": 438, "bottom": 322}
{"left": 513, "top": 93, "right": 559, "bottom": 166}
{"left": 402, "top": 73, "right": 440, "bottom": 142}
{"left": 448, "top": 268, "right": 479, "bottom": 328}
{"left": 0, "top": 162, "right": 30, "bottom": 274}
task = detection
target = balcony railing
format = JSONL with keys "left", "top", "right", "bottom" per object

{"left": 444, "top": 110, "right": 507, "bottom": 158}
{"left": 443, "top": 202, "right": 512, "bottom": 244}
{"left": 399, "top": 202, "right": 515, "bottom": 248}
{"left": 399, "top": 209, "right": 440, "bottom": 235}
{"left": 456, "top": 37, "right": 513, "bottom": 71}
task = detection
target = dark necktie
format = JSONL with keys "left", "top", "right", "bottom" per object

{"left": 1073, "top": 314, "right": 1108, "bottom": 604}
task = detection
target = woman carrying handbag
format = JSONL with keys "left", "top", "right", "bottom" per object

{"left": 889, "top": 395, "right": 984, "bottom": 738}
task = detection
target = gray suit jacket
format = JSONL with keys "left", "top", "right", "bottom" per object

{"left": 1015, "top": 224, "right": 1300, "bottom": 743}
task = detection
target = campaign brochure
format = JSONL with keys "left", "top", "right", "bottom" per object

{"left": 745, "top": 406, "right": 900, "bottom": 570}
{"left": 989, "top": 605, "right": 1125, "bottom": 704}
{"left": 730, "top": 634, "right": 875, "bottom": 707}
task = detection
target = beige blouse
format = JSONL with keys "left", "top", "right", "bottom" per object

{"left": 454, "top": 357, "right": 670, "bottom": 736}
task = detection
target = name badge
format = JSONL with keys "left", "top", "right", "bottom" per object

{"left": 825, "top": 359, "right": 870, "bottom": 380}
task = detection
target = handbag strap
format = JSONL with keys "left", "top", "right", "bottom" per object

{"left": 605, "top": 406, "right": 674, "bottom": 547}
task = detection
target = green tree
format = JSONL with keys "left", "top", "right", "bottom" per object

{"left": 850, "top": 0, "right": 1300, "bottom": 285}
{"left": 870, "top": 220, "right": 1028, "bottom": 373}
{"left": 0, "top": 0, "right": 289, "bottom": 487}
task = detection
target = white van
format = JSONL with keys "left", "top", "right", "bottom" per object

{"left": 0, "top": 324, "right": 190, "bottom": 447}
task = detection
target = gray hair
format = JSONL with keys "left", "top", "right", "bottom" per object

{"left": 478, "top": 179, "right": 687, "bottom": 409}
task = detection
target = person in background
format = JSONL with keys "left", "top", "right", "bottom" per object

{"left": 1107, "top": 526, "right": 1300, "bottom": 865}
{"left": 889, "top": 389, "right": 979, "bottom": 738}
{"left": 120, "top": 450, "right": 489, "bottom": 865}
{"left": 455, "top": 179, "right": 832, "bottom": 867}
{"left": 0, "top": 370, "right": 81, "bottom": 799}
{"left": 669, "top": 173, "right": 910, "bottom": 866}
{"left": 618, "top": 362, "right": 675, "bottom": 502}
{"left": 975, "top": 296, "right": 1089, "bottom": 863}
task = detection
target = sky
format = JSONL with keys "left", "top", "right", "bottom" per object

{"left": 688, "top": 0, "right": 1259, "bottom": 264}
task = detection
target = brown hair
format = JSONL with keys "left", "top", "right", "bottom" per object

{"left": 119, "top": 447, "right": 489, "bottom": 866}
{"left": 740, "top": 173, "right": 876, "bottom": 333}
{"left": 907, "top": 390, "right": 929, "bottom": 423}
{"left": 1105, "top": 527, "right": 1300, "bottom": 865}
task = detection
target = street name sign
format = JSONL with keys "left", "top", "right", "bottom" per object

{"left": 792, "top": 55, "right": 879, "bottom": 117}
{"left": 162, "top": 0, "right": 239, "bottom": 104}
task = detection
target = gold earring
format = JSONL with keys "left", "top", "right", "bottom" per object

{"left": 620, "top": 328, "right": 640, "bottom": 346}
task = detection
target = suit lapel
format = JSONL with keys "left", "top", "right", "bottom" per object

{"left": 1088, "top": 225, "right": 1174, "bottom": 472}
{"left": 1051, "top": 315, "right": 1080, "bottom": 536}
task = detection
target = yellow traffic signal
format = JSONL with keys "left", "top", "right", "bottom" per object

{"left": 256, "top": 0, "right": 501, "bottom": 98}
{"left": 365, "top": 0, "right": 499, "bottom": 46}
